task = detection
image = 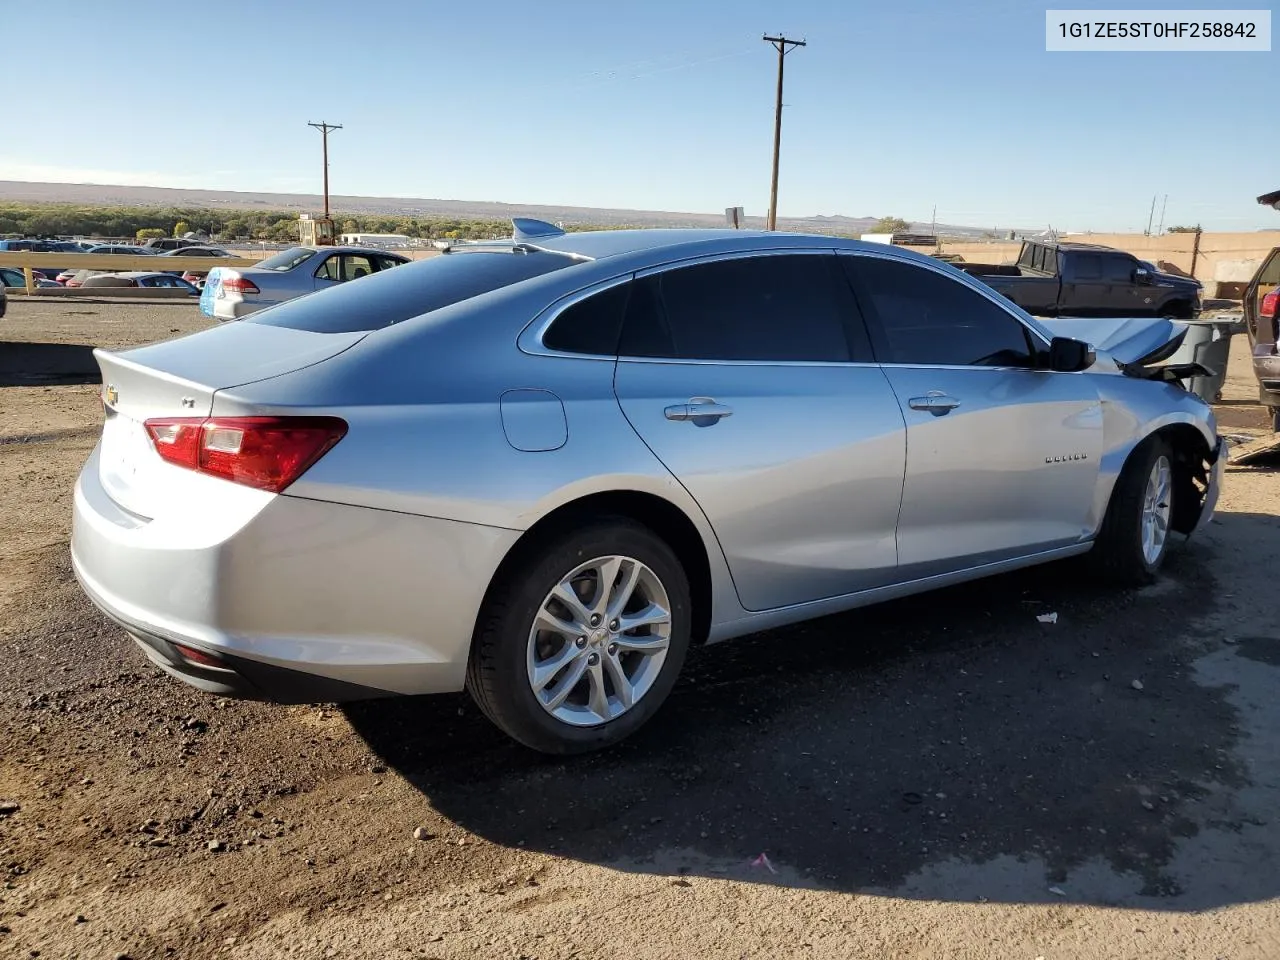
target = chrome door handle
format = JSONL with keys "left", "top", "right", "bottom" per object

{"left": 664, "top": 397, "right": 734, "bottom": 422}
{"left": 907, "top": 394, "right": 961, "bottom": 414}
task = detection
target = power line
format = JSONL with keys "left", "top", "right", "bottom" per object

{"left": 763, "top": 35, "right": 806, "bottom": 232}
{"left": 307, "top": 121, "right": 343, "bottom": 220}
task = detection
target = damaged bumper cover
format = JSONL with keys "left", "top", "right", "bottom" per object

{"left": 1193, "top": 437, "right": 1225, "bottom": 535}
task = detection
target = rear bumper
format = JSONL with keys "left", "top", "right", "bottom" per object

{"left": 207, "top": 297, "right": 274, "bottom": 321}
{"left": 1254, "top": 354, "right": 1280, "bottom": 406}
{"left": 72, "top": 445, "right": 521, "bottom": 703}
{"left": 81, "top": 574, "right": 391, "bottom": 702}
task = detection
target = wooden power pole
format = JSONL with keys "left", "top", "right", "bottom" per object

{"left": 307, "top": 121, "right": 343, "bottom": 220}
{"left": 763, "top": 35, "right": 806, "bottom": 231}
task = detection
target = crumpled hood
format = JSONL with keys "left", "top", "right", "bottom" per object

{"left": 1036, "top": 316, "right": 1187, "bottom": 366}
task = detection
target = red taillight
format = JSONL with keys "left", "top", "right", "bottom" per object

{"left": 144, "top": 416, "right": 347, "bottom": 493}
{"left": 1262, "top": 291, "right": 1278, "bottom": 320}
{"left": 220, "top": 273, "right": 259, "bottom": 295}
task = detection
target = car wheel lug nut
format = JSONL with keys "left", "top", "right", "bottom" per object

{"left": 588, "top": 653, "right": 599, "bottom": 665}
{"left": 607, "top": 643, "right": 618, "bottom": 656}
{"left": 609, "top": 620, "right": 618, "bottom": 631}
{"left": 589, "top": 614, "right": 601, "bottom": 626}
{"left": 576, "top": 637, "right": 586, "bottom": 648}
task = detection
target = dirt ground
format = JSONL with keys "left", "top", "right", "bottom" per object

{"left": 2, "top": 299, "right": 1280, "bottom": 959}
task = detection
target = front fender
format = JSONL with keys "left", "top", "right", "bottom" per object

{"left": 1085, "top": 376, "right": 1217, "bottom": 536}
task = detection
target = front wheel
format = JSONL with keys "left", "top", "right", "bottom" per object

{"left": 466, "top": 518, "right": 691, "bottom": 754}
{"left": 1090, "top": 437, "right": 1175, "bottom": 585}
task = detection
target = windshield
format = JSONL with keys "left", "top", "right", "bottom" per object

{"left": 254, "top": 247, "right": 316, "bottom": 271}
{"left": 248, "top": 250, "right": 579, "bottom": 333}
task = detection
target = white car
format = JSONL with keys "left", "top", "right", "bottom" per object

{"left": 199, "top": 246, "right": 409, "bottom": 320}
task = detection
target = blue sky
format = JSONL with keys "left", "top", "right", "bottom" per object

{"left": 2, "top": 0, "right": 1276, "bottom": 231}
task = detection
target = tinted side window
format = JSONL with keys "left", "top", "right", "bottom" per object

{"left": 621, "top": 254, "right": 862, "bottom": 363}
{"left": 1073, "top": 254, "right": 1103, "bottom": 280}
{"left": 848, "top": 256, "right": 1035, "bottom": 368}
{"left": 1103, "top": 256, "right": 1134, "bottom": 282}
{"left": 543, "top": 281, "right": 630, "bottom": 355}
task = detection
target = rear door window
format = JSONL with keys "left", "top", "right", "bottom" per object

{"left": 1073, "top": 254, "right": 1103, "bottom": 280}
{"left": 249, "top": 250, "right": 579, "bottom": 333}
{"left": 619, "top": 254, "right": 868, "bottom": 362}
{"left": 314, "top": 255, "right": 341, "bottom": 281}
{"left": 340, "top": 255, "right": 375, "bottom": 281}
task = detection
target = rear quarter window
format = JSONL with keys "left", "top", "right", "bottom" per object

{"left": 248, "top": 250, "right": 579, "bottom": 333}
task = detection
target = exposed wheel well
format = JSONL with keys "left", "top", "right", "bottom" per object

{"left": 1149, "top": 423, "right": 1213, "bottom": 534}
{"left": 483, "top": 491, "right": 714, "bottom": 646}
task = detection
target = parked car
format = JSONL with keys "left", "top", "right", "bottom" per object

{"left": 143, "top": 237, "right": 203, "bottom": 252}
{"left": 156, "top": 246, "right": 233, "bottom": 281}
{"left": 199, "top": 246, "right": 408, "bottom": 320}
{"left": 0, "top": 238, "right": 86, "bottom": 277}
{"left": 60, "top": 269, "right": 105, "bottom": 287}
{"left": 79, "top": 272, "right": 199, "bottom": 294}
{"left": 0, "top": 267, "right": 61, "bottom": 288}
{"left": 1242, "top": 247, "right": 1280, "bottom": 430}
{"left": 72, "top": 222, "right": 1223, "bottom": 754}
{"left": 957, "top": 240, "right": 1203, "bottom": 318}
{"left": 85, "top": 245, "right": 156, "bottom": 256}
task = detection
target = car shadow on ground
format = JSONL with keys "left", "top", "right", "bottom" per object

{"left": 345, "top": 543, "right": 1257, "bottom": 906}
{"left": 0, "top": 341, "right": 99, "bottom": 386}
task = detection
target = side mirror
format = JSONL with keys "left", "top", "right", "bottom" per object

{"left": 1134, "top": 267, "right": 1152, "bottom": 285}
{"left": 1048, "top": 336, "right": 1095, "bottom": 372}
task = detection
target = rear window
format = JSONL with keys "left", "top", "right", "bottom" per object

{"left": 255, "top": 247, "right": 315, "bottom": 271}
{"left": 247, "top": 250, "right": 579, "bottom": 333}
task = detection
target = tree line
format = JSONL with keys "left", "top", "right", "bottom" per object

{"left": 0, "top": 201, "right": 918, "bottom": 244}
{"left": 0, "top": 203, "right": 610, "bottom": 243}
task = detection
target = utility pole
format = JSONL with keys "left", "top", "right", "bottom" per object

{"left": 307, "top": 121, "right": 343, "bottom": 220}
{"left": 1145, "top": 193, "right": 1157, "bottom": 236}
{"left": 763, "top": 34, "right": 806, "bottom": 231}
{"left": 1156, "top": 193, "right": 1168, "bottom": 235}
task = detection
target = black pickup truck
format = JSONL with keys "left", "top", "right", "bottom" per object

{"left": 957, "top": 240, "right": 1202, "bottom": 318}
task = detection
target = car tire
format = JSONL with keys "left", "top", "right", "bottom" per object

{"left": 1271, "top": 407, "right": 1280, "bottom": 433}
{"left": 466, "top": 517, "right": 692, "bottom": 754}
{"left": 1089, "top": 436, "right": 1175, "bottom": 585}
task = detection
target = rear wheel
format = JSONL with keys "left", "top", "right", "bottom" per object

{"left": 1090, "top": 437, "right": 1175, "bottom": 585}
{"left": 466, "top": 518, "right": 691, "bottom": 754}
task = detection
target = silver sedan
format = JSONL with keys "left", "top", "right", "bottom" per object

{"left": 73, "top": 221, "right": 1223, "bottom": 753}
{"left": 199, "top": 245, "right": 409, "bottom": 320}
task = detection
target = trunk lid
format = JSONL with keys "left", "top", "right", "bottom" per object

{"left": 1036, "top": 316, "right": 1187, "bottom": 367}
{"left": 94, "top": 322, "right": 364, "bottom": 517}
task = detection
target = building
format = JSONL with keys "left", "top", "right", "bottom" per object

{"left": 338, "top": 233, "right": 414, "bottom": 248}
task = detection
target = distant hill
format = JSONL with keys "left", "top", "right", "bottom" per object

{"left": 0, "top": 180, "right": 1018, "bottom": 238}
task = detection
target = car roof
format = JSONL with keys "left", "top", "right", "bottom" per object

{"left": 518, "top": 228, "right": 957, "bottom": 267}
{"left": 284, "top": 245, "right": 408, "bottom": 255}
{"left": 106, "top": 271, "right": 174, "bottom": 279}
{"left": 1028, "top": 240, "right": 1130, "bottom": 253}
